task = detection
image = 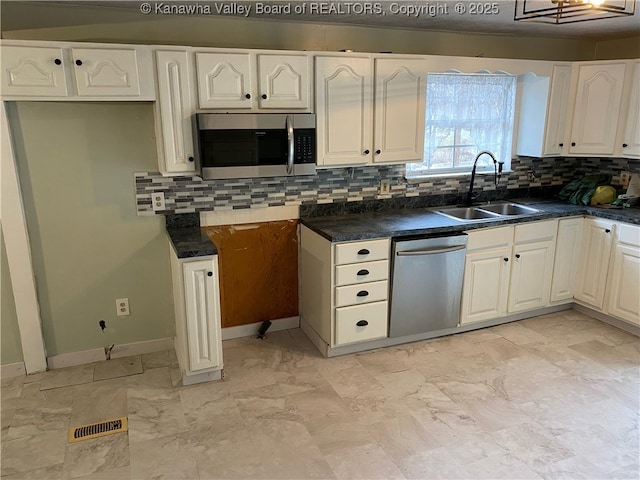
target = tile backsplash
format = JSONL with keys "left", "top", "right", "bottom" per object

{"left": 135, "top": 157, "right": 639, "bottom": 216}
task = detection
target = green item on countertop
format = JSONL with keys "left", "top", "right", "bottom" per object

{"left": 558, "top": 175, "right": 612, "bottom": 205}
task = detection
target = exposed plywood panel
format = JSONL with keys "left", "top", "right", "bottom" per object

{"left": 204, "top": 220, "right": 299, "bottom": 328}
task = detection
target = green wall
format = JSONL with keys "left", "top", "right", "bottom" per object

{"left": 1, "top": 228, "right": 24, "bottom": 364}
{"left": 8, "top": 102, "right": 174, "bottom": 357}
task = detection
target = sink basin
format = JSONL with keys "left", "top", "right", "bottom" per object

{"left": 436, "top": 207, "right": 500, "bottom": 221}
{"left": 479, "top": 203, "right": 540, "bottom": 216}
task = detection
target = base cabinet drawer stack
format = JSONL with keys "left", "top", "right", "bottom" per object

{"left": 333, "top": 238, "right": 390, "bottom": 346}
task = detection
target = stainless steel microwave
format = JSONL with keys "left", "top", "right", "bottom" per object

{"left": 197, "top": 113, "right": 316, "bottom": 180}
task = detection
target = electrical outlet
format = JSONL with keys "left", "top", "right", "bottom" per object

{"left": 116, "top": 298, "right": 130, "bottom": 317}
{"left": 152, "top": 192, "right": 166, "bottom": 212}
{"left": 620, "top": 171, "right": 631, "bottom": 187}
{"left": 380, "top": 179, "right": 391, "bottom": 195}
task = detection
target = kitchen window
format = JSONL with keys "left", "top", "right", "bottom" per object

{"left": 407, "top": 72, "right": 516, "bottom": 178}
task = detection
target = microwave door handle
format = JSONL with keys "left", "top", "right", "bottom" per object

{"left": 286, "top": 115, "right": 294, "bottom": 175}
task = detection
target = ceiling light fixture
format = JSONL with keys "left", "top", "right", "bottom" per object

{"left": 514, "top": 0, "right": 635, "bottom": 24}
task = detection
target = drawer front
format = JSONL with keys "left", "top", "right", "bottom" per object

{"left": 466, "top": 226, "right": 513, "bottom": 251}
{"left": 514, "top": 220, "right": 557, "bottom": 244}
{"left": 335, "top": 301, "right": 388, "bottom": 346}
{"left": 335, "top": 239, "right": 389, "bottom": 265}
{"left": 617, "top": 222, "right": 640, "bottom": 248}
{"left": 335, "top": 281, "right": 388, "bottom": 308}
{"left": 335, "top": 260, "right": 389, "bottom": 286}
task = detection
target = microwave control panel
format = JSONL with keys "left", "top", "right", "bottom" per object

{"left": 295, "top": 130, "right": 316, "bottom": 164}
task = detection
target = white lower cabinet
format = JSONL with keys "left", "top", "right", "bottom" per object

{"left": 550, "top": 217, "right": 583, "bottom": 303}
{"left": 170, "top": 248, "right": 223, "bottom": 384}
{"left": 461, "top": 220, "right": 556, "bottom": 324}
{"left": 574, "top": 218, "right": 615, "bottom": 310}
{"left": 606, "top": 223, "right": 640, "bottom": 325}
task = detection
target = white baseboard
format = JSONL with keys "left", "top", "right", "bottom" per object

{"left": 47, "top": 337, "right": 175, "bottom": 370}
{"left": 1, "top": 362, "right": 26, "bottom": 379}
{"left": 222, "top": 316, "right": 300, "bottom": 340}
{"left": 573, "top": 304, "right": 640, "bottom": 336}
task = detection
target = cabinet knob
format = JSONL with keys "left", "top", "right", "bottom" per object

{"left": 375, "top": 149, "right": 381, "bottom": 155}
{"left": 357, "top": 249, "right": 370, "bottom": 255}
{"left": 188, "top": 156, "right": 194, "bottom": 162}
{"left": 357, "top": 269, "right": 369, "bottom": 276}
{"left": 207, "top": 271, "right": 213, "bottom": 277}
{"left": 558, "top": 143, "right": 564, "bottom": 147}
{"left": 245, "top": 93, "right": 251, "bottom": 99}
{"left": 54, "top": 58, "right": 62, "bottom": 66}
{"left": 571, "top": 142, "right": 576, "bottom": 147}
{"left": 356, "top": 290, "right": 369, "bottom": 297}
{"left": 75, "top": 59, "right": 83, "bottom": 66}
{"left": 503, "top": 257, "right": 509, "bottom": 262}
{"left": 605, "top": 229, "right": 611, "bottom": 233}
{"left": 364, "top": 150, "right": 370, "bottom": 155}
{"left": 261, "top": 94, "right": 267, "bottom": 99}
{"left": 356, "top": 320, "right": 369, "bottom": 327}
{"left": 515, "top": 254, "right": 521, "bottom": 259}
{"left": 622, "top": 143, "right": 628, "bottom": 148}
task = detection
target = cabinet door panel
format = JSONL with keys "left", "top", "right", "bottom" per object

{"left": 373, "top": 58, "right": 426, "bottom": 163}
{"left": 315, "top": 56, "right": 372, "bottom": 166}
{"left": 607, "top": 244, "right": 640, "bottom": 325}
{"left": 508, "top": 240, "right": 555, "bottom": 313}
{"left": 569, "top": 63, "right": 626, "bottom": 155}
{"left": 1, "top": 46, "right": 68, "bottom": 97}
{"left": 550, "top": 218, "right": 582, "bottom": 303}
{"left": 622, "top": 62, "right": 640, "bottom": 158}
{"left": 543, "top": 65, "right": 572, "bottom": 156}
{"left": 257, "top": 54, "right": 309, "bottom": 109}
{"left": 156, "top": 50, "right": 197, "bottom": 175}
{"left": 183, "top": 260, "right": 222, "bottom": 371}
{"left": 574, "top": 219, "right": 614, "bottom": 310}
{"left": 460, "top": 247, "right": 510, "bottom": 325}
{"left": 72, "top": 48, "right": 140, "bottom": 96}
{"left": 196, "top": 52, "right": 252, "bottom": 109}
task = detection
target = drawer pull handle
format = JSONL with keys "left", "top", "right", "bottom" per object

{"left": 357, "top": 269, "right": 369, "bottom": 276}
{"left": 357, "top": 290, "right": 369, "bottom": 297}
{"left": 357, "top": 249, "right": 370, "bottom": 255}
{"left": 356, "top": 320, "right": 368, "bottom": 327}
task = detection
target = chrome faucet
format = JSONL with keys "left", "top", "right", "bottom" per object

{"left": 465, "top": 151, "right": 504, "bottom": 206}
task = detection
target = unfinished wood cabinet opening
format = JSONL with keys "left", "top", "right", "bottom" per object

{"left": 205, "top": 220, "right": 299, "bottom": 328}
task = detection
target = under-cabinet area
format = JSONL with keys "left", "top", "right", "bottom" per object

{"left": 299, "top": 210, "right": 640, "bottom": 357}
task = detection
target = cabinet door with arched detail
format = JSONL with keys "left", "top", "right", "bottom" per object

{"left": 71, "top": 48, "right": 141, "bottom": 97}
{"left": 1, "top": 46, "right": 69, "bottom": 97}
{"left": 196, "top": 52, "right": 253, "bottom": 109}
{"left": 257, "top": 54, "right": 310, "bottom": 109}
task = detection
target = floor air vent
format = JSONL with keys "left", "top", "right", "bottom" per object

{"left": 68, "top": 417, "right": 128, "bottom": 443}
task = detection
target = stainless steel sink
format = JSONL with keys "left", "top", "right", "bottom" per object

{"left": 436, "top": 206, "right": 500, "bottom": 221}
{"left": 480, "top": 203, "right": 540, "bottom": 216}
{"left": 436, "top": 202, "right": 541, "bottom": 222}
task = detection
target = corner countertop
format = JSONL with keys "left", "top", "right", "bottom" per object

{"left": 167, "top": 227, "right": 218, "bottom": 259}
{"left": 300, "top": 200, "right": 640, "bottom": 242}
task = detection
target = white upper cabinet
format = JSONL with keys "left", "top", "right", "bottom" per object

{"left": 315, "top": 55, "right": 373, "bottom": 167}
{"left": 155, "top": 50, "right": 197, "bottom": 176}
{"left": 195, "top": 50, "right": 311, "bottom": 110}
{"left": 621, "top": 61, "right": 640, "bottom": 158}
{"left": 71, "top": 48, "right": 141, "bottom": 97}
{"left": 516, "top": 65, "right": 571, "bottom": 158}
{"left": 1, "top": 45, "right": 69, "bottom": 97}
{"left": 1, "top": 43, "right": 154, "bottom": 100}
{"left": 373, "top": 57, "right": 426, "bottom": 164}
{"left": 315, "top": 54, "right": 426, "bottom": 167}
{"left": 196, "top": 52, "right": 252, "bottom": 109}
{"left": 257, "top": 54, "right": 310, "bottom": 109}
{"left": 569, "top": 62, "right": 626, "bottom": 156}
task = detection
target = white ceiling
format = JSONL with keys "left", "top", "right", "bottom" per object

{"left": 2, "top": 0, "right": 639, "bottom": 40}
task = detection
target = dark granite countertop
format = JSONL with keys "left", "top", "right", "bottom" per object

{"left": 301, "top": 200, "right": 640, "bottom": 242}
{"left": 167, "top": 227, "right": 218, "bottom": 259}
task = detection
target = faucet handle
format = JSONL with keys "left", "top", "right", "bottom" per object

{"left": 498, "top": 162, "right": 504, "bottom": 174}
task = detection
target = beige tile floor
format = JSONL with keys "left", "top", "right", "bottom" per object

{"left": 1, "top": 309, "right": 639, "bottom": 480}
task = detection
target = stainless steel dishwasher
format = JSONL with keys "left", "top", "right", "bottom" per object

{"left": 389, "top": 234, "right": 467, "bottom": 338}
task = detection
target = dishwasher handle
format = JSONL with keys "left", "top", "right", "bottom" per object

{"left": 396, "top": 244, "right": 466, "bottom": 256}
